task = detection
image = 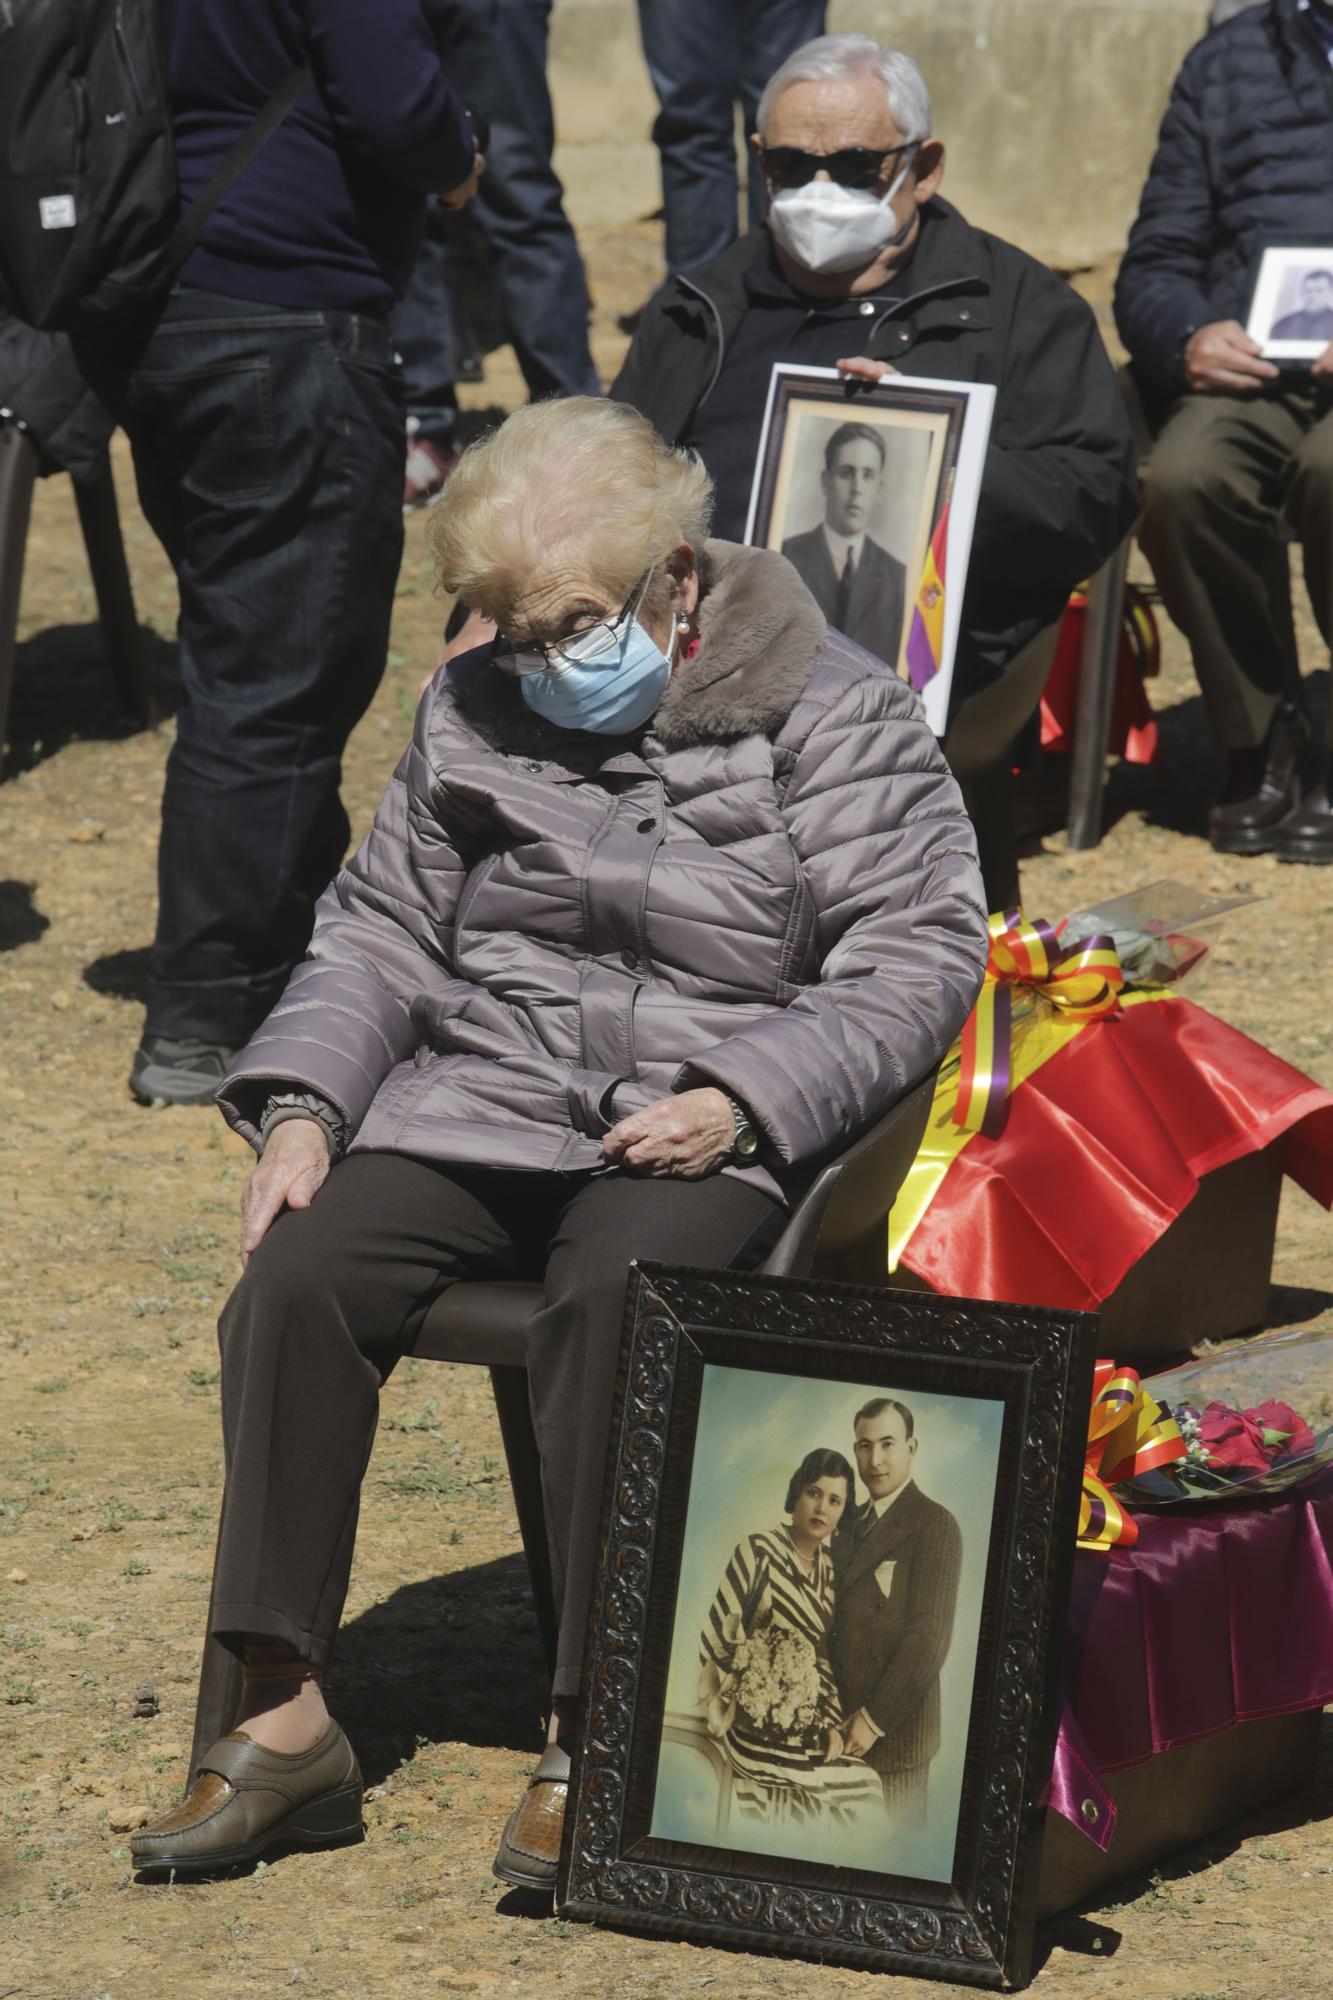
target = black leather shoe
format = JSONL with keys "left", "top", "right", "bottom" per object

{"left": 1275, "top": 758, "right": 1333, "bottom": 865}
{"left": 1209, "top": 701, "right": 1311, "bottom": 855}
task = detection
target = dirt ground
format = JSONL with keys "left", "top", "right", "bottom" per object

{"left": 3, "top": 219, "right": 1333, "bottom": 2000}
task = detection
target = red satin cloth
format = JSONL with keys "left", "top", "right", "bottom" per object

{"left": 1040, "top": 596, "right": 1159, "bottom": 766}
{"left": 898, "top": 997, "right": 1333, "bottom": 1311}
{"left": 1061, "top": 1466, "right": 1333, "bottom": 1777}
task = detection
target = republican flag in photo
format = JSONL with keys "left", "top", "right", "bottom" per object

{"left": 905, "top": 502, "right": 949, "bottom": 693}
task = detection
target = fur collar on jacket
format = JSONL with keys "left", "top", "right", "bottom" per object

{"left": 449, "top": 540, "right": 828, "bottom": 755}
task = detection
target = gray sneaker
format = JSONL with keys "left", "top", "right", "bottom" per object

{"left": 130, "top": 1035, "right": 238, "bottom": 1108}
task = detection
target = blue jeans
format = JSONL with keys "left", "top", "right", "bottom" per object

{"left": 637, "top": 0, "right": 827, "bottom": 275}
{"left": 84, "top": 288, "right": 405, "bottom": 1044}
{"left": 398, "top": 0, "right": 599, "bottom": 439}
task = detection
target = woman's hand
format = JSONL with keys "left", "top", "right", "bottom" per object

{"left": 823, "top": 1724, "right": 846, "bottom": 1764}
{"left": 239, "top": 1118, "right": 332, "bottom": 1263}
{"left": 602, "top": 1087, "right": 736, "bottom": 1177}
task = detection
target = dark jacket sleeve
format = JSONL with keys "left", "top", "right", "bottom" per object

{"left": 1113, "top": 48, "right": 1221, "bottom": 390}
{"left": 217, "top": 682, "right": 468, "bottom": 1146}
{"left": 297, "top": 0, "right": 475, "bottom": 194}
{"left": 969, "top": 263, "right": 1139, "bottom": 602}
{"left": 865, "top": 1504, "right": 962, "bottom": 1737}
{"left": 676, "top": 669, "right": 987, "bottom": 1165}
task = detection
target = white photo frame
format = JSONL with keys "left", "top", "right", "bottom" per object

{"left": 1246, "top": 244, "right": 1333, "bottom": 362}
{"left": 744, "top": 365, "right": 995, "bottom": 737}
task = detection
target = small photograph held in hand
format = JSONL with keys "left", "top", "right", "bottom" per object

{"left": 1247, "top": 245, "right": 1333, "bottom": 361}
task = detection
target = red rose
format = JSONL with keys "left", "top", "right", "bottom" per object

{"left": 1245, "top": 1399, "right": 1316, "bottom": 1461}
{"left": 1197, "top": 1402, "right": 1270, "bottom": 1474}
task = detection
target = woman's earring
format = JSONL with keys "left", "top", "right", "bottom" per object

{"left": 676, "top": 613, "right": 691, "bottom": 633}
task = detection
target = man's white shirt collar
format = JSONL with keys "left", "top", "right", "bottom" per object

{"left": 869, "top": 1476, "right": 913, "bottom": 1520}
{"left": 822, "top": 523, "right": 866, "bottom": 572}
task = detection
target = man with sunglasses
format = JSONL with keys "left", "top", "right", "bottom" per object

{"left": 612, "top": 33, "right": 1137, "bottom": 721}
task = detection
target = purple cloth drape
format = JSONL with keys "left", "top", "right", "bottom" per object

{"left": 1048, "top": 1467, "right": 1333, "bottom": 1844}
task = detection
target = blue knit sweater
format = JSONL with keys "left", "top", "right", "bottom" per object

{"left": 164, "top": 0, "right": 476, "bottom": 312}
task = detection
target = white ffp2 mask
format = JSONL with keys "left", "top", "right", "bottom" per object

{"left": 768, "top": 160, "right": 916, "bottom": 276}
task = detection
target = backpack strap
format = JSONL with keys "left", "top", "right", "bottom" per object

{"left": 166, "top": 66, "right": 313, "bottom": 275}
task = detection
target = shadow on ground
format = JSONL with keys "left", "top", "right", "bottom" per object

{"left": 0, "top": 878, "right": 49, "bottom": 950}
{"left": 1, "top": 621, "right": 179, "bottom": 781}
{"left": 328, "top": 1553, "right": 550, "bottom": 1785}
{"left": 1266, "top": 1283, "right": 1333, "bottom": 1331}
{"left": 84, "top": 942, "right": 151, "bottom": 1002}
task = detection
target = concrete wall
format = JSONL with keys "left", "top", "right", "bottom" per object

{"left": 548, "top": 0, "right": 1210, "bottom": 269}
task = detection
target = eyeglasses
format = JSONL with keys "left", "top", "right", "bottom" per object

{"left": 761, "top": 143, "right": 916, "bottom": 192}
{"left": 494, "top": 569, "right": 653, "bottom": 677}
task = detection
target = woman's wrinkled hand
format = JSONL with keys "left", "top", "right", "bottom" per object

{"left": 239, "top": 1118, "right": 332, "bottom": 1263}
{"left": 602, "top": 1086, "right": 736, "bottom": 1177}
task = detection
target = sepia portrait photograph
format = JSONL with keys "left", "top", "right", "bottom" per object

{"left": 743, "top": 366, "right": 994, "bottom": 735}
{"left": 1247, "top": 244, "right": 1333, "bottom": 360}
{"left": 650, "top": 1363, "right": 1004, "bottom": 1883}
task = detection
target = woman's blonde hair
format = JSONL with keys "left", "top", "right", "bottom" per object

{"left": 427, "top": 397, "right": 713, "bottom": 628}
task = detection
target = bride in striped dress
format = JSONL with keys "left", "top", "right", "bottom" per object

{"left": 697, "top": 1448, "right": 887, "bottom": 1829}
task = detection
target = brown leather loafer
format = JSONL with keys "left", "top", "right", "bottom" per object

{"left": 492, "top": 1743, "right": 570, "bottom": 1892}
{"left": 130, "top": 1723, "right": 363, "bottom": 1877}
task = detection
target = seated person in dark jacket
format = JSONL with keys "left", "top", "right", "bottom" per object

{"left": 610, "top": 32, "right": 1138, "bottom": 723}
{"left": 1115, "top": 0, "right": 1333, "bottom": 864}
{"left": 781, "top": 421, "right": 906, "bottom": 666}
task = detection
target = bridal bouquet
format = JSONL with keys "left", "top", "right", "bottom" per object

{"left": 732, "top": 1624, "right": 822, "bottom": 1742}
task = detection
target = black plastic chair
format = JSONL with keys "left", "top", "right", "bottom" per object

{"left": 185, "top": 1065, "right": 940, "bottom": 1780}
{"left": 0, "top": 419, "right": 153, "bottom": 762}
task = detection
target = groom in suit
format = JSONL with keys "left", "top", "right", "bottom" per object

{"left": 781, "top": 422, "right": 907, "bottom": 668}
{"left": 829, "top": 1395, "right": 962, "bottom": 1819}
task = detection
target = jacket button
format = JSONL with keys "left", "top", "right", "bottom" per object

{"left": 959, "top": 309, "right": 971, "bottom": 321}
{"left": 858, "top": 300, "right": 875, "bottom": 316}
{"left": 897, "top": 330, "right": 910, "bottom": 342}
{"left": 636, "top": 817, "right": 656, "bottom": 834}
{"left": 621, "top": 949, "right": 639, "bottom": 970}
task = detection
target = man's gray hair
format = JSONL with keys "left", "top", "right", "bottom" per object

{"left": 755, "top": 34, "right": 932, "bottom": 146}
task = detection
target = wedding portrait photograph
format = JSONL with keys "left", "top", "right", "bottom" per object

{"left": 564, "top": 1268, "right": 1095, "bottom": 1987}
{"left": 650, "top": 1365, "right": 1004, "bottom": 1884}
{"left": 743, "top": 366, "right": 993, "bottom": 734}
{"left": 1246, "top": 244, "right": 1333, "bottom": 360}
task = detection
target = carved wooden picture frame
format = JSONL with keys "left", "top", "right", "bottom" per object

{"left": 560, "top": 1265, "right": 1095, "bottom": 1990}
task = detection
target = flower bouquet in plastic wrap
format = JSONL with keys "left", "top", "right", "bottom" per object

{"left": 1114, "top": 1328, "right": 1333, "bottom": 1508}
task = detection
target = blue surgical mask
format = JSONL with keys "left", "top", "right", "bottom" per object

{"left": 518, "top": 615, "right": 674, "bottom": 734}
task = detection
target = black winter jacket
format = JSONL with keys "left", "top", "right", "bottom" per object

{"left": 612, "top": 199, "right": 1138, "bottom": 708}
{"left": 1115, "top": 0, "right": 1333, "bottom": 390}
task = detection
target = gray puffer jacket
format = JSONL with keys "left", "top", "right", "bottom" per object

{"left": 219, "top": 542, "right": 988, "bottom": 1202}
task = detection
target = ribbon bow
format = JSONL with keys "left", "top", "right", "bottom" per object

{"left": 954, "top": 909, "right": 1125, "bottom": 1138}
{"left": 1078, "top": 1360, "right": 1186, "bottom": 1553}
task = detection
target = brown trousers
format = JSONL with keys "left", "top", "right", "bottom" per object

{"left": 1137, "top": 384, "right": 1333, "bottom": 750}
{"left": 210, "top": 1152, "right": 782, "bottom": 1698}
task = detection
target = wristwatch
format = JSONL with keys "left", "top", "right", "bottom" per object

{"left": 725, "top": 1094, "right": 761, "bottom": 1163}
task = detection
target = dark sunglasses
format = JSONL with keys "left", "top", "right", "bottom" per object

{"left": 761, "top": 142, "right": 916, "bottom": 192}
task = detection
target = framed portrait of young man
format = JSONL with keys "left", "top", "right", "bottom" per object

{"left": 743, "top": 366, "right": 994, "bottom": 737}
{"left": 560, "top": 1266, "right": 1094, "bottom": 1990}
{"left": 1246, "top": 242, "right": 1333, "bottom": 363}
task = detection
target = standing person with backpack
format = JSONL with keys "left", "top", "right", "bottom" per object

{"left": 71, "top": 1, "right": 480, "bottom": 1105}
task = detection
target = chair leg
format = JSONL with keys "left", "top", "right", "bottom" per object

{"left": 0, "top": 424, "right": 39, "bottom": 759}
{"left": 72, "top": 456, "right": 155, "bottom": 727}
{"left": 1067, "top": 537, "right": 1132, "bottom": 850}
{"left": 489, "top": 1364, "right": 559, "bottom": 1684}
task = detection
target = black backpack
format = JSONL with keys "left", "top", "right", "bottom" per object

{"left": 0, "top": 0, "right": 308, "bottom": 332}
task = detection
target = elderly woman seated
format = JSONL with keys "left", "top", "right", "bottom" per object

{"left": 129, "top": 397, "right": 987, "bottom": 1889}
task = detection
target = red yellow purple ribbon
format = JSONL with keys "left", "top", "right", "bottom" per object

{"left": 954, "top": 910, "right": 1125, "bottom": 1139}
{"left": 1077, "top": 1359, "right": 1186, "bottom": 1553}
